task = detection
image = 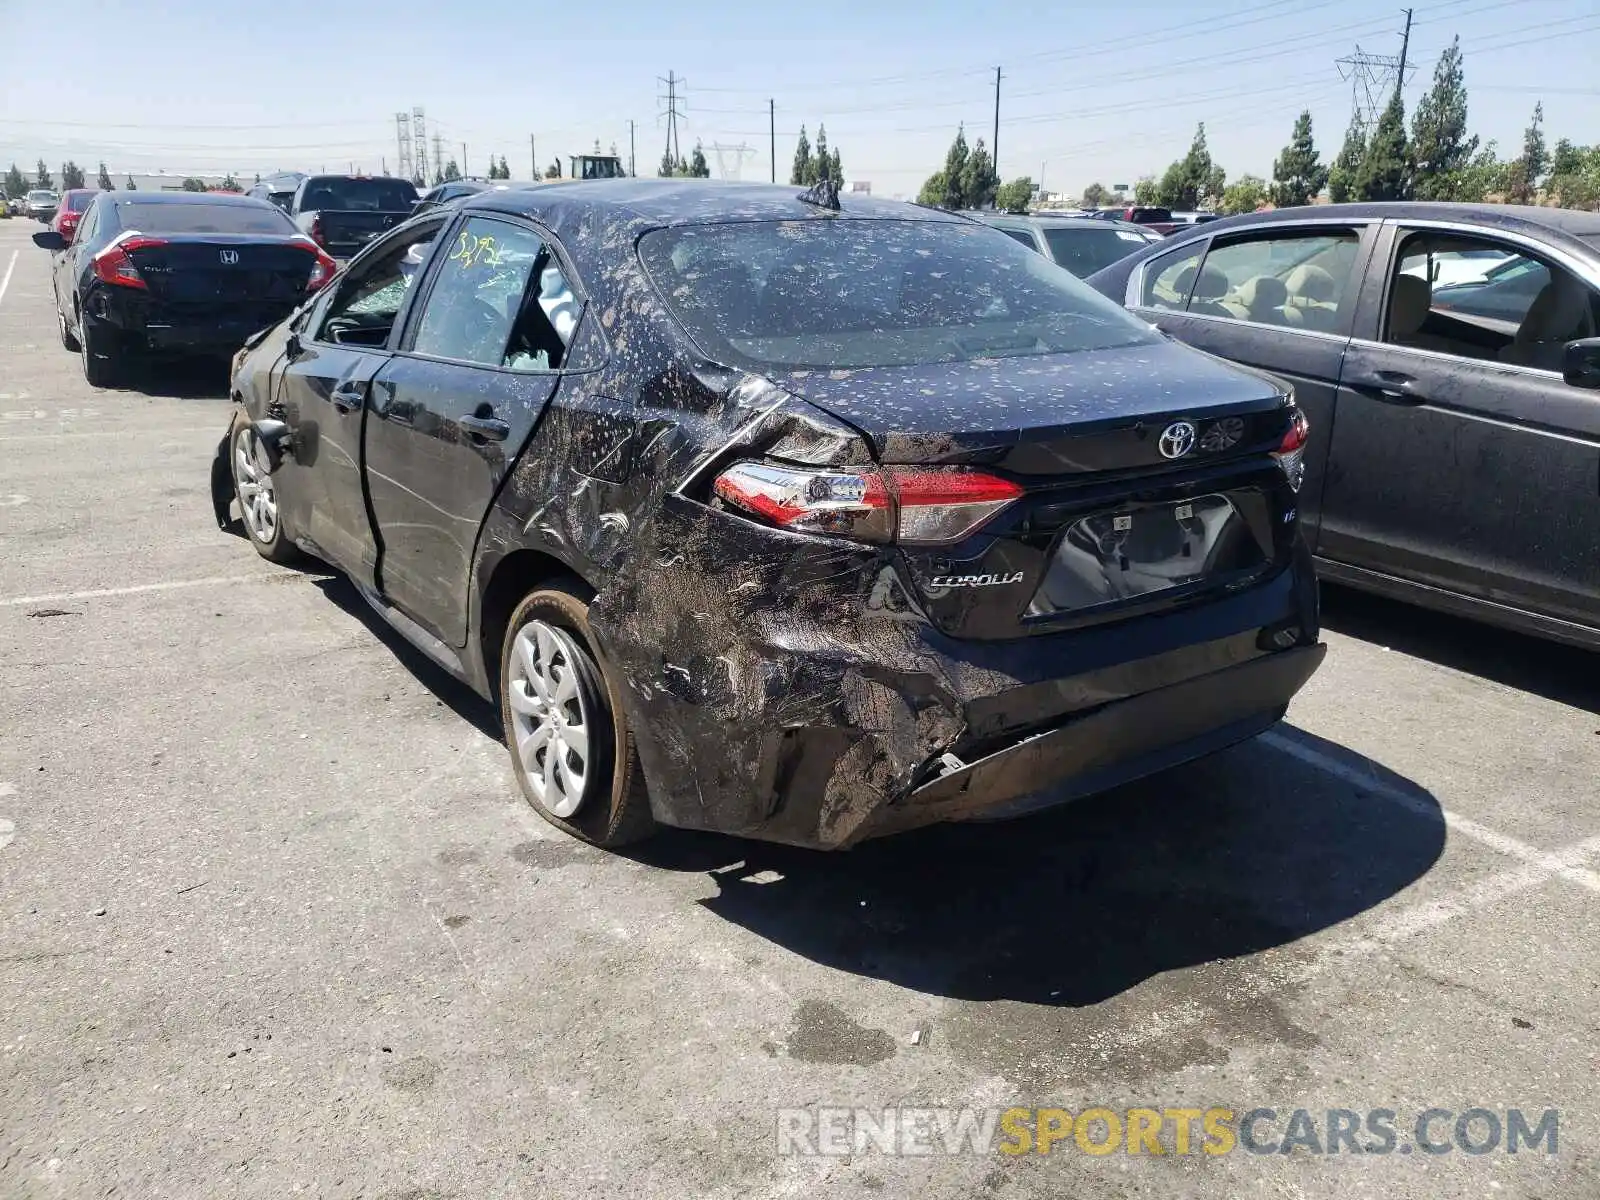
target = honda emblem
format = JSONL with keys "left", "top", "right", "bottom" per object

{"left": 219, "top": 250, "right": 239, "bottom": 265}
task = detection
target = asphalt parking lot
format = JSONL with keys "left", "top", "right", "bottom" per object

{"left": 2, "top": 213, "right": 1599, "bottom": 1200}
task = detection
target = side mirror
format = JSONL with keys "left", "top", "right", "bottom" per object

{"left": 1563, "top": 337, "right": 1600, "bottom": 389}
{"left": 286, "top": 331, "right": 303, "bottom": 361}
{"left": 32, "top": 230, "right": 67, "bottom": 252}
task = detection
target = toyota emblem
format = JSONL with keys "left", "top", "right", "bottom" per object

{"left": 1157, "top": 420, "right": 1197, "bottom": 459}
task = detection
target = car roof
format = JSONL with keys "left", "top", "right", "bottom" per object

{"left": 109, "top": 192, "right": 276, "bottom": 207}
{"left": 463, "top": 178, "right": 967, "bottom": 229}
{"left": 973, "top": 211, "right": 1152, "bottom": 233}
{"left": 1194, "top": 201, "right": 1600, "bottom": 239}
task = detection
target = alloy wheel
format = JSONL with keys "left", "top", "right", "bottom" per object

{"left": 507, "top": 620, "right": 592, "bottom": 818}
{"left": 234, "top": 429, "right": 278, "bottom": 544}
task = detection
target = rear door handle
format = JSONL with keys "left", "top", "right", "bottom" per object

{"left": 330, "top": 380, "right": 367, "bottom": 413}
{"left": 459, "top": 413, "right": 510, "bottom": 441}
{"left": 1345, "top": 371, "right": 1425, "bottom": 405}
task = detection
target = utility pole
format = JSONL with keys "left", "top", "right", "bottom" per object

{"left": 659, "top": 71, "right": 684, "bottom": 172}
{"left": 993, "top": 67, "right": 1002, "bottom": 184}
{"left": 412, "top": 107, "right": 428, "bottom": 186}
{"left": 432, "top": 133, "right": 445, "bottom": 182}
{"left": 531, "top": 134, "right": 536, "bottom": 180}
{"left": 1395, "top": 7, "right": 1413, "bottom": 101}
{"left": 629, "top": 120, "right": 636, "bottom": 177}
{"left": 769, "top": 100, "right": 776, "bottom": 183}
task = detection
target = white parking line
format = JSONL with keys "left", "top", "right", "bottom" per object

{"left": 1262, "top": 728, "right": 1600, "bottom": 893}
{"left": 0, "top": 250, "right": 17, "bottom": 309}
{"left": 0, "top": 572, "right": 291, "bottom": 609}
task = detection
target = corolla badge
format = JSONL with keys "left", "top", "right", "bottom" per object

{"left": 1157, "top": 420, "right": 1197, "bottom": 459}
{"left": 929, "top": 572, "right": 1025, "bottom": 589}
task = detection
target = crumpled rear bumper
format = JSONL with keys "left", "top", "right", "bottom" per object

{"left": 589, "top": 497, "right": 1324, "bottom": 851}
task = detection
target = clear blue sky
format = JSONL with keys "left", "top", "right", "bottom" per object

{"left": 2, "top": 0, "right": 1597, "bottom": 199}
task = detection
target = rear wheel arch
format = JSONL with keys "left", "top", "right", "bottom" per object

{"left": 477, "top": 548, "right": 598, "bottom": 700}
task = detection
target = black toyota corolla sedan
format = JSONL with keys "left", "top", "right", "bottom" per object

{"left": 211, "top": 180, "right": 1324, "bottom": 851}
{"left": 35, "top": 191, "right": 338, "bottom": 387}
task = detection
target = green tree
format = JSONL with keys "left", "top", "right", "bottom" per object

{"left": 442, "top": 159, "right": 462, "bottom": 183}
{"left": 1132, "top": 177, "right": 1158, "bottom": 204}
{"left": 1270, "top": 110, "right": 1327, "bottom": 208}
{"left": 916, "top": 171, "right": 948, "bottom": 206}
{"left": 4, "top": 163, "right": 27, "bottom": 198}
{"left": 1153, "top": 124, "right": 1224, "bottom": 210}
{"left": 1547, "top": 141, "right": 1600, "bottom": 209}
{"left": 812, "top": 126, "right": 830, "bottom": 186}
{"left": 546, "top": 160, "right": 563, "bottom": 180}
{"left": 1081, "top": 182, "right": 1108, "bottom": 208}
{"left": 1327, "top": 115, "right": 1366, "bottom": 203}
{"left": 1505, "top": 102, "right": 1547, "bottom": 203}
{"left": 790, "top": 126, "right": 812, "bottom": 186}
{"left": 35, "top": 159, "right": 52, "bottom": 188}
{"left": 829, "top": 148, "right": 842, "bottom": 187}
{"left": 180, "top": 177, "right": 207, "bottom": 192}
{"left": 688, "top": 142, "right": 710, "bottom": 178}
{"left": 1550, "top": 138, "right": 1584, "bottom": 178}
{"left": 961, "top": 137, "right": 998, "bottom": 209}
{"left": 994, "top": 177, "right": 1034, "bottom": 213}
{"left": 1355, "top": 91, "right": 1410, "bottom": 201}
{"left": 501, "top": 155, "right": 512, "bottom": 179}
{"left": 1410, "top": 38, "right": 1479, "bottom": 201}
{"left": 220, "top": 173, "right": 240, "bottom": 191}
{"left": 1453, "top": 142, "right": 1506, "bottom": 202}
{"left": 124, "top": 175, "right": 137, "bottom": 190}
{"left": 60, "top": 161, "right": 86, "bottom": 190}
{"left": 1108, "top": 189, "right": 1128, "bottom": 206}
{"left": 936, "top": 126, "right": 970, "bottom": 208}
{"left": 97, "top": 162, "right": 113, "bottom": 190}
{"left": 1221, "top": 174, "right": 1269, "bottom": 215}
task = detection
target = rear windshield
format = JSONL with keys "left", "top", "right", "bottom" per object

{"left": 65, "top": 192, "right": 95, "bottom": 213}
{"left": 299, "top": 177, "right": 418, "bottom": 211}
{"left": 116, "top": 202, "right": 296, "bottom": 235}
{"left": 28, "top": 190, "right": 56, "bottom": 203}
{"left": 1042, "top": 225, "right": 1155, "bottom": 276}
{"left": 639, "top": 219, "right": 1159, "bottom": 371}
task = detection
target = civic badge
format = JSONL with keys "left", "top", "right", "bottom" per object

{"left": 1157, "top": 420, "right": 1197, "bottom": 459}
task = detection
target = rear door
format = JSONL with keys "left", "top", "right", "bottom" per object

{"left": 1127, "top": 220, "right": 1376, "bottom": 549}
{"left": 1319, "top": 220, "right": 1600, "bottom": 627}
{"left": 364, "top": 212, "right": 581, "bottom": 645}
{"left": 275, "top": 218, "right": 445, "bottom": 582}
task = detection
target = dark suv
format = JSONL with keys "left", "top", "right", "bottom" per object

{"left": 212, "top": 181, "right": 1324, "bottom": 851}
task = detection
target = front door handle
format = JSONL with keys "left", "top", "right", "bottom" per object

{"left": 330, "top": 380, "right": 367, "bottom": 413}
{"left": 1345, "top": 370, "right": 1425, "bottom": 405}
{"left": 459, "top": 413, "right": 510, "bottom": 441}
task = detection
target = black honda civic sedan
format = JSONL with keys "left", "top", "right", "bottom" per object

{"left": 211, "top": 180, "right": 1324, "bottom": 851}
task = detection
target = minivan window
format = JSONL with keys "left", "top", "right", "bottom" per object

{"left": 639, "top": 219, "right": 1159, "bottom": 370}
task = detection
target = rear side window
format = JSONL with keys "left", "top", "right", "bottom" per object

{"left": 1194, "top": 232, "right": 1360, "bottom": 330}
{"left": 114, "top": 201, "right": 296, "bottom": 235}
{"left": 1043, "top": 226, "right": 1155, "bottom": 277}
{"left": 639, "top": 218, "right": 1159, "bottom": 371}
{"left": 299, "top": 177, "right": 418, "bottom": 211}
{"left": 1000, "top": 228, "right": 1041, "bottom": 251}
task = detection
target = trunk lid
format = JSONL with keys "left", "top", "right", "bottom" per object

{"left": 122, "top": 235, "right": 318, "bottom": 324}
{"left": 775, "top": 343, "right": 1301, "bottom": 640}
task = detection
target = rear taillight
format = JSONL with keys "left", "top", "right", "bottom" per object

{"left": 1271, "top": 403, "right": 1310, "bottom": 492}
{"left": 308, "top": 215, "right": 326, "bottom": 249}
{"left": 712, "top": 461, "right": 1023, "bottom": 546}
{"left": 92, "top": 234, "right": 166, "bottom": 290}
{"left": 306, "top": 246, "right": 339, "bottom": 292}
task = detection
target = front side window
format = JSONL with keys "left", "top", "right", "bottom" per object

{"left": 1386, "top": 231, "right": 1599, "bottom": 372}
{"left": 315, "top": 224, "right": 439, "bottom": 346}
{"left": 1193, "top": 231, "right": 1360, "bottom": 330}
{"left": 1140, "top": 243, "right": 1207, "bottom": 311}
{"left": 410, "top": 217, "right": 574, "bottom": 371}
{"left": 639, "top": 218, "right": 1158, "bottom": 371}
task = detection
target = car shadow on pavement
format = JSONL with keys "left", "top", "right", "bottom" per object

{"left": 311, "top": 574, "right": 505, "bottom": 743}
{"left": 629, "top": 726, "right": 1445, "bottom": 1007}
{"left": 1321, "top": 583, "right": 1600, "bottom": 714}
{"left": 117, "top": 354, "right": 232, "bottom": 400}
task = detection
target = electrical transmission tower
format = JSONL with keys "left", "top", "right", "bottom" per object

{"left": 1335, "top": 8, "right": 1415, "bottom": 132}
{"left": 432, "top": 133, "right": 446, "bottom": 181}
{"left": 395, "top": 113, "right": 414, "bottom": 181}
{"left": 710, "top": 143, "right": 756, "bottom": 181}
{"left": 412, "top": 107, "right": 429, "bottom": 184}
{"left": 658, "top": 71, "right": 685, "bottom": 170}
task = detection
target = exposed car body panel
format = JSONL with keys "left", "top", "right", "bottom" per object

{"left": 218, "top": 181, "right": 1324, "bottom": 848}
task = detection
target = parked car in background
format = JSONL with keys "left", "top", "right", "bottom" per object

{"left": 1086, "top": 201, "right": 1600, "bottom": 649}
{"left": 211, "top": 180, "right": 1323, "bottom": 853}
{"left": 49, "top": 189, "right": 97, "bottom": 244}
{"left": 25, "top": 189, "right": 60, "bottom": 222}
{"left": 35, "top": 191, "right": 338, "bottom": 387}
{"left": 289, "top": 174, "right": 418, "bottom": 259}
{"left": 411, "top": 180, "right": 487, "bottom": 217}
{"left": 1086, "top": 206, "right": 1215, "bottom": 236}
{"left": 973, "top": 211, "right": 1162, "bottom": 276}
{"left": 246, "top": 172, "right": 307, "bottom": 212}
{"left": 0, "top": 196, "right": 11, "bottom": 218}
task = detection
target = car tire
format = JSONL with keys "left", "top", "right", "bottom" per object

{"left": 58, "top": 303, "right": 80, "bottom": 352}
{"left": 230, "top": 423, "right": 300, "bottom": 564}
{"left": 79, "top": 319, "right": 121, "bottom": 388}
{"left": 500, "top": 585, "right": 656, "bottom": 849}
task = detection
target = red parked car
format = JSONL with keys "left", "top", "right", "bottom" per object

{"left": 50, "top": 189, "right": 98, "bottom": 244}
